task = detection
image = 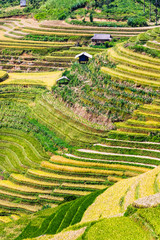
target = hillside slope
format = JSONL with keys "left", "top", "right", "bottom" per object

{"left": 0, "top": 18, "right": 160, "bottom": 240}
{"left": 1, "top": 166, "right": 160, "bottom": 239}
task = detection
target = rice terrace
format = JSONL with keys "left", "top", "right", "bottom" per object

{"left": 0, "top": 0, "right": 160, "bottom": 239}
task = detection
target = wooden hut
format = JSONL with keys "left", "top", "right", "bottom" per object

{"left": 91, "top": 34, "right": 112, "bottom": 44}
{"left": 75, "top": 52, "right": 92, "bottom": 64}
{"left": 20, "top": 0, "right": 26, "bottom": 7}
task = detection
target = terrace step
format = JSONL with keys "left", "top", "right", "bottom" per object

{"left": 146, "top": 41, "right": 160, "bottom": 50}
{"left": 104, "top": 138, "right": 160, "bottom": 151}
{"left": 27, "top": 169, "right": 106, "bottom": 183}
{"left": 115, "top": 43, "right": 160, "bottom": 65}
{"left": 76, "top": 149, "right": 160, "bottom": 166}
{"left": 101, "top": 67, "right": 160, "bottom": 88}
{"left": 138, "top": 104, "right": 160, "bottom": 115}
{"left": 116, "top": 122, "right": 160, "bottom": 134}
{"left": 116, "top": 64, "right": 160, "bottom": 81}
{"left": 10, "top": 173, "right": 60, "bottom": 189}
{"left": 0, "top": 180, "right": 52, "bottom": 195}
{"left": 77, "top": 149, "right": 160, "bottom": 161}
{"left": 23, "top": 26, "right": 143, "bottom": 35}
{"left": 133, "top": 110, "right": 160, "bottom": 122}
{"left": 65, "top": 153, "right": 156, "bottom": 168}
{"left": 10, "top": 30, "right": 28, "bottom": 36}
{"left": 53, "top": 188, "right": 91, "bottom": 197}
{"left": 39, "top": 194, "right": 64, "bottom": 202}
{"left": 4, "top": 32, "right": 24, "bottom": 39}
{"left": 107, "top": 47, "right": 160, "bottom": 73}
{"left": 0, "top": 199, "right": 41, "bottom": 213}
{"left": 94, "top": 143, "right": 160, "bottom": 153}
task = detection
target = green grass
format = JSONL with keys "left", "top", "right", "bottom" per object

{"left": 92, "top": 144, "right": 160, "bottom": 159}
{"left": 15, "top": 189, "right": 104, "bottom": 239}
{"left": 83, "top": 217, "right": 152, "bottom": 240}
{"left": 32, "top": 97, "right": 106, "bottom": 145}
{"left": 116, "top": 122, "right": 160, "bottom": 134}
{"left": 137, "top": 206, "right": 160, "bottom": 236}
{"left": 104, "top": 138, "right": 160, "bottom": 150}
{"left": 0, "top": 128, "right": 48, "bottom": 173}
{"left": 74, "top": 149, "right": 160, "bottom": 166}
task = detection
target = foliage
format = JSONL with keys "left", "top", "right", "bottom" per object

{"left": 68, "top": 0, "right": 160, "bottom": 26}
{"left": 15, "top": 189, "right": 104, "bottom": 239}
{"left": 129, "top": 44, "right": 160, "bottom": 58}
{"left": 69, "top": 19, "right": 127, "bottom": 27}
{"left": 0, "top": 86, "right": 72, "bottom": 153}
{"left": 52, "top": 55, "right": 158, "bottom": 125}
{"left": 35, "top": 0, "right": 87, "bottom": 20}
{"left": 137, "top": 206, "right": 160, "bottom": 236}
{"left": 127, "top": 16, "right": 148, "bottom": 27}
{"left": 124, "top": 204, "right": 137, "bottom": 216}
{"left": 83, "top": 217, "right": 152, "bottom": 240}
{"left": 29, "top": 119, "right": 72, "bottom": 152}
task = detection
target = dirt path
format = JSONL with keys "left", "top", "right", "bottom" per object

{"left": 94, "top": 143, "right": 160, "bottom": 153}
{"left": 105, "top": 138, "right": 160, "bottom": 145}
{"left": 77, "top": 149, "right": 160, "bottom": 161}
{"left": 65, "top": 153, "right": 156, "bottom": 168}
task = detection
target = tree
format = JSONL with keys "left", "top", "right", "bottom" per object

{"left": 29, "top": 0, "right": 41, "bottom": 8}
{"left": 106, "top": 0, "right": 111, "bottom": 7}
{"left": 95, "top": 0, "right": 98, "bottom": 8}
{"left": 149, "top": 0, "right": 152, "bottom": 21}
{"left": 90, "top": 12, "right": 93, "bottom": 22}
{"left": 153, "top": 0, "right": 158, "bottom": 25}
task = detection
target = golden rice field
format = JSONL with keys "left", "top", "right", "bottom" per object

{"left": 25, "top": 227, "right": 87, "bottom": 240}
{"left": 0, "top": 71, "right": 62, "bottom": 88}
{"left": 81, "top": 166, "right": 160, "bottom": 223}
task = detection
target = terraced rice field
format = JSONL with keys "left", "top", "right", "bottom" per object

{"left": 102, "top": 28, "right": 160, "bottom": 88}
{"left": 68, "top": 97, "right": 160, "bottom": 171}
{"left": 31, "top": 95, "right": 109, "bottom": 144}
{"left": 12, "top": 202, "right": 160, "bottom": 240}
{"left": 0, "top": 86, "right": 159, "bottom": 217}
{"left": 0, "top": 18, "right": 160, "bottom": 73}
{"left": 67, "top": 138, "right": 160, "bottom": 167}
{"left": 0, "top": 71, "right": 62, "bottom": 88}
{"left": 115, "top": 100, "right": 160, "bottom": 136}
{"left": 0, "top": 126, "right": 154, "bottom": 215}
{"left": 80, "top": 165, "right": 160, "bottom": 223}
{"left": 0, "top": 20, "right": 160, "bottom": 229}
{"left": 0, "top": 19, "right": 104, "bottom": 73}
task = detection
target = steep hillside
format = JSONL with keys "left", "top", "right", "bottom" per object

{"left": 53, "top": 28, "right": 160, "bottom": 127}
{"left": 1, "top": 166, "right": 160, "bottom": 240}
{"left": 0, "top": 15, "right": 160, "bottom": 240}
{"left": 35, "top": 0, "right": 160, "bottom": 26}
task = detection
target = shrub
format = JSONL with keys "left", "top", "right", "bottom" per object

{"left": 127, "top": 16, "right": 147, "bottom": 27}
{"left": 124, "top": 204, "right": 137, "bottom": 217}
{"left": 129, "top": 44, "right": 160, "bottom": 58}
{"left": 137, "top": 33, "right": 151, "bottom": 43}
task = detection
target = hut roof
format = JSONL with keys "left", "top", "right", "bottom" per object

{"left": 56, "top": 76, "right": 69, "bottom": 82}
{"left": 91, "top": 34, "right": 112, "bottom": 40}
{"left": 75, "top": 52, "right": 93, "bottom": 59}
{"left": 20, "top": 0, "right": 26, "bottom": 7}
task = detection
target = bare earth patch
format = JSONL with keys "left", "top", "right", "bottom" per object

{"left": 133, "top": 193, "right": 160, "bottom": 208}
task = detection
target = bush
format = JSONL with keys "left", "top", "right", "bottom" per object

{"left": 137, "top": 32, "right": 151, "bottom": 43}
{"left": 124, "top": 204, "right": 137, "bottom": 217}
{"left": 127, "top": 16, "right": 147, "bottom": 27}
{"left": 69, "top": 19, "right": 127, "bottom": 27}
{"left": 129, "top": 44, "right": 160, "bottom": 58}
{"left": 23, "top": 6, "right": 33, "bottom": 13}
